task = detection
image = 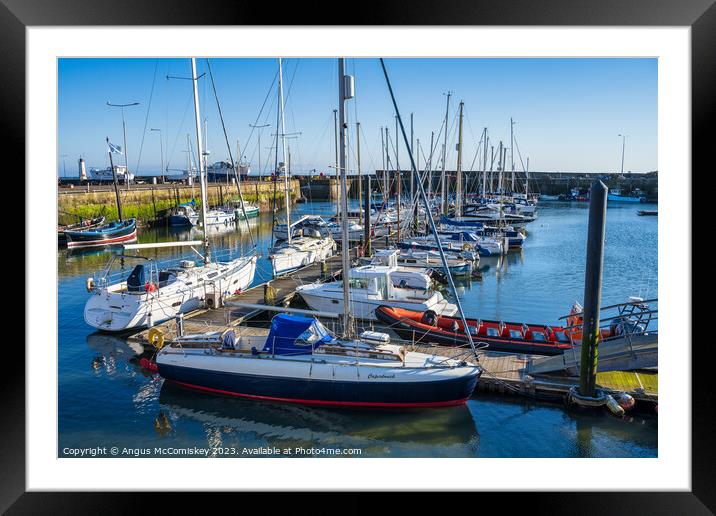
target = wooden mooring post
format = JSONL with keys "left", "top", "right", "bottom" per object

{"left": 578, "top": 180, "right": 608, "bottom": 398}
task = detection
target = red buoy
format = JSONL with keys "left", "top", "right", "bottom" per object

{"left": 140, "top": 358, "right": 159, "bottom": 373}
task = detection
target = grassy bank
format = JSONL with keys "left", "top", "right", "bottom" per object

{"left": 58, "top": 181, "right": 299, "bottom": 226}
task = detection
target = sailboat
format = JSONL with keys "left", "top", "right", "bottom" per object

{"left": 269, "top": 58, "right": 335, "bottom": 277}
{"left": 151, "top": 57, "right": 480, "bottom": 408}
{"left": 83, "top": 58, "right": 257, "bottom": 332}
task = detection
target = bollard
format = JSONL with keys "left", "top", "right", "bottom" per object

{"left": 578, "top": 180, "right": 608, "bottom": 398}
{"left": 264, "top": 282, "right": 276, "bottom": 305}
{"left": 176, "top": 313, "right": 184, "bottom": 337}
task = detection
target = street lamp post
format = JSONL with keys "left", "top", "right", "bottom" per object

{"left": 150, "top": 128, "right": 164, "bottom": 182}
{"left": 618, "top": 134, "right": 628, "bottom": 174}
{"left": 107, "top": 101, "right": 140, "bottom": 190}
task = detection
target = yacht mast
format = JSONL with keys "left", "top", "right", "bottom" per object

{"left": 278, "top": 58, "right": 290, "bottom": 245}
{"left": 455, "top": 100, "right": 464, "bottom": 217}
{"left": 338, "top": 58, "right": 354, "bottom": 337}
{"left": 190, "top": 58, "right": 210, "bottom": 263}
{"left": 440, "top": 91, "right": 451, "bottom": 215}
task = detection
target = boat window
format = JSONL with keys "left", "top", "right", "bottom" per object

{"left": 486, "top": 327, "right": 499, "bottom": 337}
{"left": 374, "top": 276, "right": 388, "bottom": 298}
{"left": 207, "top": 272, "right": 219, "bottom": 279}
{"left": 158, "top": 271, "right": 177, "bottom": 288}
{"left": 509, "top": 329, "right": 523, "bottom": 339}
{"left": 553, "top": 330, "right": 570, "bottom": 343}
{"left": 349, "top": 277, "right": 369, "bottom": 290}
{"left": 532, "top": 332, "right": 546, "bottom": 342}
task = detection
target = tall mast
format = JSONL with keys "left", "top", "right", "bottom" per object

{"left": 384, "top": 127, "right": 390, "bottom": 203}
{"left": 278, "top": 58, "right": 290, "bottom": 244}
{"left": 380, "top": 126, "right": 385, "bottom": 206}
{"left": 356, "top": 122, "right": 362, "bottom": 217}
{"left": 441, "top": 91, "right": 452, "bottom": 215}
{"left": 428, "top": 131, "right": 434, "bottom": 200}
{"left": 333, "top": 109, "right": 339, "bottom": 217}
{"left": 456, "top": 100, "right": 464, "bottom": 217}
{"left": 482, "top": 128, "right": 488, "bottom": 197}
{"left": 497, "top": 140, "right": 504, "bottom": 194}
{"left": 395, "top": 115, "right": 401, "bottom": 240}
{"left": 410, "top": 112, "right": 414, "bottom": 218}
{"left": 190, "top": 58, "right": 210, "bottom": 262}
{"left": 510, "top": 117, "right": 515, "bottom": 193}
{"left": 338, "top": 58, "right": 354, "bottom": 337}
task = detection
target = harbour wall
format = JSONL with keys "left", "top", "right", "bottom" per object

{"left": 57, "top": 180, "right": 300, "bottom": 226}
{"left": 299, "top": 171, "right": 658, "bottom": 201}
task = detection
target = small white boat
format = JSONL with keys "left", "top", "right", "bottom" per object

{"left": 202, "top": 208, "right": 235, "bottom": 226}
{"left": 296, "top": 249, "right": 457, "bottom": 321}
{"left": 269, "top": 231, "right": 336, "bottom": 277}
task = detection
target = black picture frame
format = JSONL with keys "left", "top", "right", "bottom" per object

{"left": 3, "top": 0, "right": 707, "bottom": 512}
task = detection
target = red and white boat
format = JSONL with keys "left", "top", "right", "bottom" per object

{"left": 375, "top": 305, "right": 579, "bottom": 356}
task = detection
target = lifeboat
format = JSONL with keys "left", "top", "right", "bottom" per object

{"left": 375, "top": 306, "right": 578, "bottom": 356}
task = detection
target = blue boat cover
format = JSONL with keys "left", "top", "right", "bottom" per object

{"left": 440, "top": 215, "right": 483, "bottom": 228}
{"left": 263, "top": 314, "right": 333, "bottom": 355}
{"left": 446, "top": 231, "right": 480, "bottom": 242}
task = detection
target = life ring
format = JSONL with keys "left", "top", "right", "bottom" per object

{"left": 148, "top": 328, "right": 165, "bottom": 349}
{"left": 145, "top": 282, "right": 157, "bottom": 293}
{"left": 85, "top": 277, "right": 95, "bottom": 292}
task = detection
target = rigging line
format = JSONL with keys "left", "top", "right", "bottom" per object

{"left": 244, "top": 68, "right": 279, "bottom": 165}
{"left": 379, "top": 58, "right": 478, "bottom": 360}
{"left": 135, "top": 59, "right": 160, "bottom": 175}
{"left": 166, "top": 90, "right": 194, "bottom": 169}
{"left": 206, "top": 59, "right": 256, "bottom": 248}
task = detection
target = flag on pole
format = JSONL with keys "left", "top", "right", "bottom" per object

{"left": 107, "top": 142, "right": 124, "bottom": 155}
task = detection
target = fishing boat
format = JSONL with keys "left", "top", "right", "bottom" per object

{"left": 153, "top": 313, "right": 480, "bottom": 407}
{"left": 83, "top": 57, "right": 257, "bottom": 332}
{"left": 375, "top": 306, "right": 574, "bottom": 356}
{"left": 296, "top": 249, "right": 457, "bottom": 320}
{"left": 538, "top": 194, "right": 561, "bottom": 201}
{"left": 607, "top": 188, "right": 645, "bottom": 203}
{"left": 58, "top": 215, "right": 106, "bottom": 246}
{"left": 65, "top": 218, "right": 137, "bottom": 249}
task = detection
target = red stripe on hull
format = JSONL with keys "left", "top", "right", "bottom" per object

{"left": 169, "top": 380, "right": 469, "bottom": 408}
{"left": 67, "top": 230, "right": 137, "bottom": 248}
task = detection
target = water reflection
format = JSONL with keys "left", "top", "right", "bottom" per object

{"left": 158, "top": 383, "right": 481, "bottom": 457}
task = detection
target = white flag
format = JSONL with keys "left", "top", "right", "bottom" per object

{"left": 108, "top": 142, "right": 124, "bottom": 155}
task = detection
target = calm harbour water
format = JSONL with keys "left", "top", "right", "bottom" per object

{"left": 58, "top": 200, "right": 658, "bottom": 458}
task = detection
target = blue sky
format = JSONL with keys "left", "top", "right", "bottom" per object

{"left": 58, "top": 57, "right": 657, "bottom": 177}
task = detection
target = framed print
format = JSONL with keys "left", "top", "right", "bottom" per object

{"left": 3, "top": 0, "right": 709, "bottom": 511}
